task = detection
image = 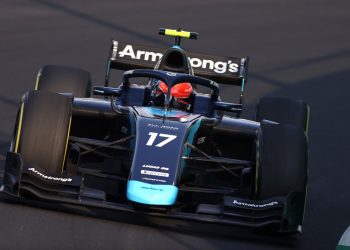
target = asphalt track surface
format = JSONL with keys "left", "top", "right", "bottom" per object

{"left": 0, "top": 0, "right": 349, "bottom": 249}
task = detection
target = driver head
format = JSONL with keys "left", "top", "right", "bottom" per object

{"left": 155, "top": 81, "right": 193, "bottom": 110}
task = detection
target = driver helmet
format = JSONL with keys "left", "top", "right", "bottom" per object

{"left": 156, "top": 81, "right": 193, "bottom": 110}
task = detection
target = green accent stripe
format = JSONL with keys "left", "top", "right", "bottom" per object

{"left": 338, "top": 226, "right": 350, "bottom": 248}
{"left": 180, "top": 119, "right": 201, "bottom": 174}
{"left": 241, "top": 78, "right": 245, "bottom": 92}
{"left": 184, "top": 119, "right": 201, "bottom": 156}
{"left": 255, "top": 137, "right": 260, "bottom": 195}
{"left": 337, "top": 245, "right": 350, "bottom": 250}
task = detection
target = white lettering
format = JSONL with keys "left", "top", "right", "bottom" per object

{"left": 136, "top": 50, "right": 145, "bottom": 59}
{"left": 118, "top": 45, "right": 136, "bottom": 58}
{"left": 232, "top": 199, "right": 279, "bottom": 208}
{"left": 144, "top": 51, "right": 163, "bottom": 61}
{"left": 142, "top": 164, "right": 160, "bottom": 169}
{"left": 117, "top": 44, "right": 240, "bottom": 74}
{"left": 28, "top": 168, "right": 73, "bottom": 182}
{"left": 229, "top": 63, "right": 239, "bottom": 73}
{"left": 189, "top": 58, "right": 202, "bottom": 68}
{"left": 146, "top": 132, "right": 158, "bottom": 146}
{"left": 214, "top": 61, "right": 227, "bottom": 73}
{"left": 142, "top": 177, "right": 166, "bottom": 183}
{"left": 146, "top": 132, "right": 177, "bottom": 147}
{"left": 202, "top": 59, "right": 214, "bottom": 70}
{"left": 141, "top": 170, "right": 169, "bottom": 178}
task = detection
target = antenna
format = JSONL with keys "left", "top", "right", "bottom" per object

{"left": 159, "top": 28, "right": 198, "bottom": 46}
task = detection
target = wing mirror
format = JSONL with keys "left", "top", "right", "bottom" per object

{"left": 214, "top": 101, "right": 242, "bottom": 113}
{"left": 93, "top": 86, "right": 122, "bottom": 97}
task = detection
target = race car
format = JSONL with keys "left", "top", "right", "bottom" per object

{"left": 1, "top": 28, "right": 309, "bottom": 233}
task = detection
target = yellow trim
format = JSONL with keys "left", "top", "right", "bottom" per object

{"left": 34, "top": 69, "right": 41, "bottom": 90}
{"left": 164, "top": 29, "right": 191, "bottom": 38}
{"left": 61, "top": 116, "right": 72, "bottom": 174}
{"left": 14, "top": 103, "right": 24, "bottom": 153}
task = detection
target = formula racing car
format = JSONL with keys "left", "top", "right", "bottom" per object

{"left": 1, "top": 28, "right": 310, "bottom": 233}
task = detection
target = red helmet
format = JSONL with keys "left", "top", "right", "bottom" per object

{"left": 158, "top": 81, "right": 193, "bottom": 104}
{"left": 171, "top": 82, "right": 193, "bottom": 100}
{"left": 158, "top": 81, "right": 168, "bottom": 94}
{"left": 155, "top": 81, "right": 193, "bottom": 110}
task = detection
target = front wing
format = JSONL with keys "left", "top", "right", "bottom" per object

{"left": 1, "top": 152, "right": 304, "bottom": 233}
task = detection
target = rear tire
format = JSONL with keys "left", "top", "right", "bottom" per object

{"left": 13, "top": 91, "right": 72, "bottom": 175}
{"left": 35, "top": 65, "right": 91, "bottom": 97}
{"left": 255, "top": 97, "right": 310, "bottom": 133}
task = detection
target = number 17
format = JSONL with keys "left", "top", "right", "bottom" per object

{"left": 146, "top": 132, "right": 177, "bottom": 147}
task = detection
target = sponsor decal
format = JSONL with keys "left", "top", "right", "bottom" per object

{"left": 142, "top": 177, "right": 166, "bottom": 183}
{"left": 142, "top": 164, "right": 169, "bottom": 171}
{"left": 147, "top": 123, "right": 179, "bottom": 131}
{"left": 141, "top": 164, "right": 170, "bottom": 182}
{"left": 28, "top": 168, "right": 72, "bottom": 182}
{"left": 140, "top": 186, "right": 164, "bottom": 192}
{"left": 166, "top": 72, "right": 177, "bottom": 76}
{"left": 232, "top": 199, "right": 279, "bottom": 208}
{"left": 141, "top": 170, "right": 169, "bottom": 178}
{"left": 188, "top": 57, "right": 238, "bottom": 74}
{"left": 115, "top": 43, "right": 239, "bottom": 74}
{"left": 142, "top": 164, "right": 160, "bottom": 169}
{"left": 118, "top": 44, "right": 163, "bottom": 62}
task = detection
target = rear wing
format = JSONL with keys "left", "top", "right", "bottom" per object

{"left": 105, "top": 40, "right": 249, "bottom": 87}
{"left": 105, "top": 40, "right": 249, "bottom": 108}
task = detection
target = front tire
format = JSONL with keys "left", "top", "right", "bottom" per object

{"left": 13, "top": 91, "right": 72, "bottom": 175}
{"left": 257, "top": 121, "right": 308, "bottom": 199}
{"left": 255, "top": 97, "right": 310, "bottom": 133}
{"left": 256, "top": 121, "right": 308, "bottom": 230}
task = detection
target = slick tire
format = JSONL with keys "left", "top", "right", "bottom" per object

{"left": 13, "top": 91, "right": 72, "bottom": 175}
{"left": 35, "top": 65, "right": 91, "bottom": 97}
{"left": 255, "top": 97, "right": 310, "bottom": 133}
{"left": 257, "top": 121, "right": 308, "bottom": 199}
